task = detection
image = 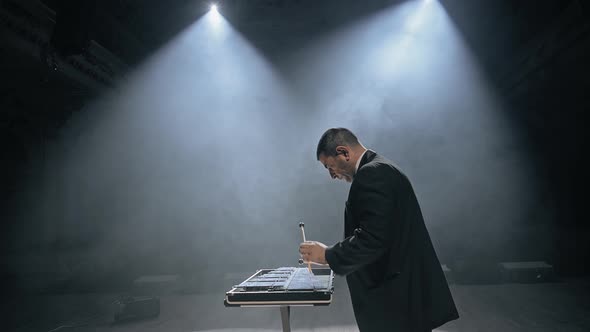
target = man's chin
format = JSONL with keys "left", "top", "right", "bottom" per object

{"left": 335, "top": 175, "right": 352, "bottom": 182}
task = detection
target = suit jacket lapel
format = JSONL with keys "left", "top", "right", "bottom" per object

{"left": 344, "top": 200, "right": 352, "bottom": 238}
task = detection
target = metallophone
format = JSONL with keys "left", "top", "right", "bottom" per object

{"left": 224, "top": 267, "right": 334, "bottom": 332}
{"left": 224, "top": 222, "right": 334, "bottom": 332}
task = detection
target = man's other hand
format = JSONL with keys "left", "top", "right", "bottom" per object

{"left": 299, "top": 241, "right": 328, "bottom": 265}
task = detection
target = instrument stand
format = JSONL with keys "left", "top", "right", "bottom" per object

{"left": 279, "top": 306, "right": 291, "bottom": 332}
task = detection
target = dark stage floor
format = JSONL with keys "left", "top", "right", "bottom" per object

{"left": 5, "top": 277, "right": 590, "bottom": 332}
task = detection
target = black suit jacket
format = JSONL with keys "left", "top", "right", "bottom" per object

{"left": 325, "top": 150, "right": 459, "bottom": 332}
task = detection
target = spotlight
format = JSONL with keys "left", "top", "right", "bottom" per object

{"left": 210, "top": 3, "right": 218, "bottom": 12}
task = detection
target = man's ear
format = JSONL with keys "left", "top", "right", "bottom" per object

{"left": 335, "top": 146, "right": 350, "bottom": 159}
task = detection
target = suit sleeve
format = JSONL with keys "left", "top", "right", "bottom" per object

{"left": 325, "top": 165, "right": 396, "bottom": 276}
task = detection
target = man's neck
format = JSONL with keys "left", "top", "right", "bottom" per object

{"left": 354, "top": 148, "right": 368, "bottom": 174}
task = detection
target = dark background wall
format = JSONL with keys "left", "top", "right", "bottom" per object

{"left": 1, "top": 0, "right": 587, "bottom": 293}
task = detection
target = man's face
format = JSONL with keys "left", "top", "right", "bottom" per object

{"left": 319, "top": 150, "right": 354, "bottom": 183}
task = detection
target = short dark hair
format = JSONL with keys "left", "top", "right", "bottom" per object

{"left": 316, "top": 128, "right": 360, "bottom": 160}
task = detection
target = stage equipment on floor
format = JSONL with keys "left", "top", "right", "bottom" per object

{"left": 498, "top": 261, "right": 556, "bottom": 283}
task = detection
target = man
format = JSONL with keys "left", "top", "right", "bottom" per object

{"left": 299, "top": 128, "right": 459, "bottom": 332}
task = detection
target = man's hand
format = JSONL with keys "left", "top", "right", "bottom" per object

{"left": 299, "top": 241, "right": 329, "bottom": 265}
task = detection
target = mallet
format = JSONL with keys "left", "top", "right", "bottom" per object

{"left": 299, "top": 222, "right": 312, "bottom": 274}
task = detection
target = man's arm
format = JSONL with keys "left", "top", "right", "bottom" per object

{"left": 325, "top": 166, "right": 397, "bottom": 275}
